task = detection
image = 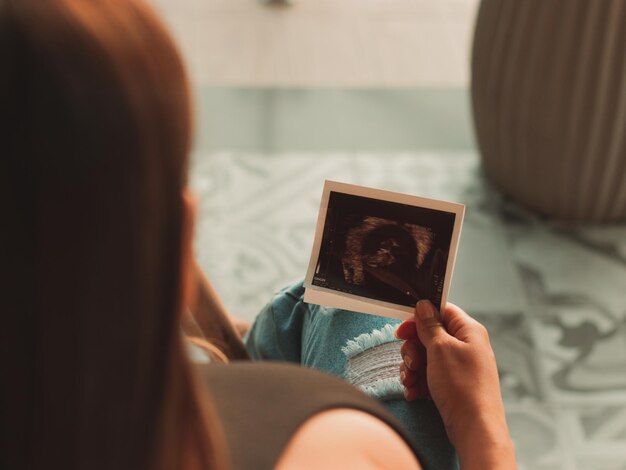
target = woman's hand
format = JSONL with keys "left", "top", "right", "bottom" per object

{"left": 396, "top": 301, "right": 516, "bottom": 470}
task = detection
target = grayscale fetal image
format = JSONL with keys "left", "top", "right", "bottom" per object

{"left": 311, "top": 191, "right": 457, "bottom": 310}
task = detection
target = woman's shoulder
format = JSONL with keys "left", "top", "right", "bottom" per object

{"left": 275, "top": 407, "right": 422, "bottom": 470}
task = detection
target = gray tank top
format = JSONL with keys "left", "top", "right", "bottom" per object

{"left": 200, "top": 362, "right": 421, "bottom": 470}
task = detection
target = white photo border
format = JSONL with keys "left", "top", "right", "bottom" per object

{"left": 303, "top": 180, "right": 465, "bottom": 320}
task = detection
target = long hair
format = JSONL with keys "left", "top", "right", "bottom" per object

{"left": 0, "top": 0, "right": 227, "bottom": 468}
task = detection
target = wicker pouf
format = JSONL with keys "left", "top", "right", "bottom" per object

{"left": 471, "top": 0, "right": 626, "bottom": 222}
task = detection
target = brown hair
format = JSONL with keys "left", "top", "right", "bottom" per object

{"left": 0, "top": 0, "right": 227, "bottom": 468}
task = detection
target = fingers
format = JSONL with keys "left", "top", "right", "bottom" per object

{"left": 442, "top": 302, "right": 488, "bottom": 342}
{"left": 399, "top": 337, "right": 430, "bottom": 401}
{"left": 399, "top": 362, "right": 418, "bottom": 387}
{"left": 403, "top": 383, "right": 424, "bottom": 401}
{"left": 400, "top": 359, "right": 430, "bottom": 401}
{"left": 441, "top": 302, "right": 473, "bottom": 327}
{"left": 395, "top": 320, "right": 417, "bottom": 341}
{"left": 414, "top": 300, "right": 447, "bottom": 348}
{"left": 400, "top": 340, "right": 420, "bottom": 371}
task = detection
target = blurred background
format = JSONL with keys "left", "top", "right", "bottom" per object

{"left": 151, "top": 1, "right": 626, "bottom": 468}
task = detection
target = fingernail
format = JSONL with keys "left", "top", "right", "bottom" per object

{"left": 403, "top": 354, "right": 413, "bottom": 370}
{"left": 415, "top": 300, "right": 437, "bottom": 321}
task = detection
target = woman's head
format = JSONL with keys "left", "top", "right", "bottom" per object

{"left": 1, "top": 0, "right": 221, "bottom": 468}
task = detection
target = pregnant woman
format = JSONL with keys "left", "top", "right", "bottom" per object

{"left": 0, "top": 1, "right": 515, "bottom": 469}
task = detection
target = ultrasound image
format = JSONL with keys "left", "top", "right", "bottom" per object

{"left": 311, "top": 191, "right": 456, "bottom": 310}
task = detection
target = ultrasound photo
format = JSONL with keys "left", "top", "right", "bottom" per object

{"left": 305, "top": 182, "right": 464, "bottom": 319}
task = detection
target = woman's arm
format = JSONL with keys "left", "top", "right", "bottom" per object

{"left": 184, "top": 261, "right": 250, "bottom": 360}
{"left": 396, "top": 301, "right": 517, "bottom": 470}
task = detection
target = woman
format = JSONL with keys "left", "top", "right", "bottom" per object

{"left": 0, "top": 0, "right": 515, "bottom": 469}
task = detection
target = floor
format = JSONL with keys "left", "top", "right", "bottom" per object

{"left": 152, "top": 0, "right": 626, "bottom": 468}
